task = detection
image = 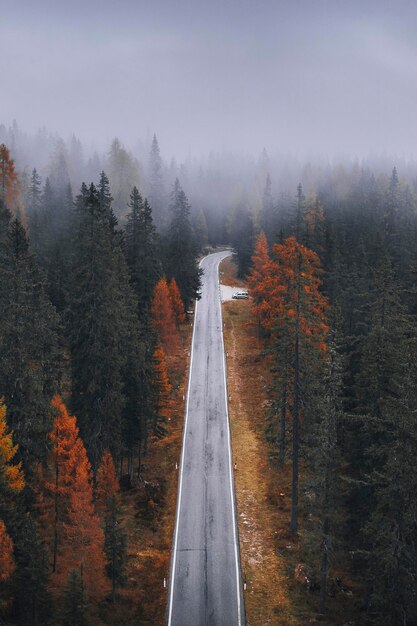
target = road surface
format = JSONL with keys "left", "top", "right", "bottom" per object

{"left": 167, "top": 251, "right": 245, "bottom": 626}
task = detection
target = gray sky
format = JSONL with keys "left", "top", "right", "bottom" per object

{"left": 2, "top": 0, "right": 417, "bottom": 159}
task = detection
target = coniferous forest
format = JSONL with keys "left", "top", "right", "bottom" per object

{"left": 1, "top": 120, "right": 417, "bottom": 625}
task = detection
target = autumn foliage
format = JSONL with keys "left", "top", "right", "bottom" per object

{"left": 249, "top": 235, "right": 329, "bottom": 351}
{"left": 169, "top": 278, "right": 186, "bottom": 326}
{"left": 38, "top": 395, "right": 108, "bottom": 601}
{"left": 151, "top": 276, "right": 180, "bottom": 352}
{"left": 60, "top": 440, "right": 108, "bottom": 601}
{"left": 95, "top": 449, "right": 119, "bottom": 516}
{"left": 152, "top": 345, "right": 174, "bottom": 435}
{"left": 0, "top": 397, "right": 25, "bottom": 493}
{"left": 0, "top": 519, "right": 15, "bottom": 582}
{"left": 0, "top": 144, "right": 19, "bottom": 212}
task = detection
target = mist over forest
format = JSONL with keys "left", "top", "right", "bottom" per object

{"left": 2, "top": 1, "right": 417, "bottom": 625}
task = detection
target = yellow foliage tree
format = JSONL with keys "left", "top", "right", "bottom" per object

{"left": 0, "top": 397, "right": 25, "bottom": 492}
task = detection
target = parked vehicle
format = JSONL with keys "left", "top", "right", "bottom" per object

{"left": 232, "top": 290, "right": 249, "bottom": 299}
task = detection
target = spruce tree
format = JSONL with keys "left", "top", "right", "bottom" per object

{"left": 165, "top": 179, "right": 202, "bottom": 308}
{"left": 125, "top": 186, "right": 162, "bottom": 320}
{"left": 69, "top": 182, "right": 125, "bottom": 466}
{"left": 60, "top": 569, "right": 89, "bottom": 626}
{"left": 148, "top": 133, "right": 165, "bottom": 229}
{"left": 0, "top": 214, "right": 61, "bottom": 467}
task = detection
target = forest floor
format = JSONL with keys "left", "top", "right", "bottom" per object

{"left": 221, "top": 255, "right": 362, "bottom": 626}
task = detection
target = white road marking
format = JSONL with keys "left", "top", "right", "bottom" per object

{"left": 167, "top": 260, "right": 200, "bottom": 626}
{"left": 216, "top": 255, "right": 243, "bottom": 626}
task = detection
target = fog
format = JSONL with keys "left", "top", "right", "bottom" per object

{"left": 3, "top": 0, "right": 417, "bottom": 161}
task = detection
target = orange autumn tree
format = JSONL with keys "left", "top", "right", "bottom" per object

{"left": 0, "top": 399, "right": 23, "bottom": 585}
{"left": 152, "top": 345, "right": 174, "bottom": 436}
{"left": 0, "top": 397, "right": 25, "bottom": 493}
{"left": 38, "top": 395, "right": 107, "bottom": 600}
{"left": 60, "top": 438, "right": 108, "bottom": 602}
{"left": 250, "top": 237, "right": 329, "bottom": 534}
{"left": 273, "top": 237, "right": 329, "bottom": 535}
{"left": 95, "top": 449, "right": 119, "bottom": 517}
{"left": 0, "top": 144, "right": 19, "bottom": 211}
{"left": 247, "top": 231, "right": 280, "bottom": 332}
{"left": 151, "top": 276, "right": 180, "bottom": 353}
{"left": 0, "top": 519, "right": 15, "bottom": 582}
{"left": 169, "top": 277, "right": 186, "bottom": 326}
{"left": 38, "top": 395, "right": 80, "bottom": 575}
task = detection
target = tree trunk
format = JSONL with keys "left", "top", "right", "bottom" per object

{"left": 290, "top": 253, "right": 302, "bottom": 536}
{"left": 319, "top": 516, "right": 329, "bottom": 613}
{"left": 279, "top": 379, "right": 287, "bottom": 465}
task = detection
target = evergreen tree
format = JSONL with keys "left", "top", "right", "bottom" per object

{"left": 60, "top": 569, "right": 89, "bottom": 626}
{"left": 125, "top": 186, "right": 162, "bottom": 320}
{"left": 69, "top": 182, "right": 127, "bottom": 465}
{"left": 165, "top": 178, "right": 202, "bottom": 308}
{"left": 148, "top": 133, "right": 165, "bottom": 229}
{"left": 0, "top": 214, "right": 61, "bottom": 466}
{"left": 12, "top": 515, "right": 51, "bottom": 626}
{"left": 28, "top": 168, "right": 42, "bottom": 214}
{"left": 96, "top": 450, "right": 126, "bottom": 602}
{"left": 231, "top": 206, "right": 255, "bottom": 277}
{"left": 194, "top": 208, "right": 209, "bottom": 251}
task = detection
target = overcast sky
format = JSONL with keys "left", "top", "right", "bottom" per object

{"left": 2, "top": 0, "right": 417, "bottom": 159}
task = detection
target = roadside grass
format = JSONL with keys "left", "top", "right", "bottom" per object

{"left": 222, "top": 257, "right": 361, "bottom": 626}
{"left": 101, "top": 321, "right": 192, "bottom": 625}
{"left": 219, "top": 255, "right": 247, "bottom": 287}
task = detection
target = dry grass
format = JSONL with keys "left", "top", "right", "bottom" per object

{"left": 223, "top": 296, "right": 298, "bottom": 625}
{"left": 220, "top": 255, "right": 247, "bottom": 287}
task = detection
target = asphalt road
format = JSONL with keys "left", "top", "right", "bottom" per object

{"left": 167, "top": 251, "right": 245, "bottom": 626}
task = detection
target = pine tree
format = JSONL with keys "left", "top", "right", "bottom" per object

{"left": 230, "top": 206, "right": 255, "bottom": 278}
{"left": 12, "top": 515, "right": 51, "bottom": 626}
{"left": 148, "top": 134, "right": 165, "bottom": 229}
{"left": 125, "top": 186, "right": 162, "bottom": 320}
{"left": 260, "top": 173, "right": 274, "bottom": 237}
{"left": 28, "top": 168, "right": 42, "bottom": 213}
{"left": 69, "top": 182, "right": 127, "bottom": 466}
{"left": 165, "top": 178, "right": 202, "bottom": 308}
{"left": 0, "top": 217, "right": 61, "bottom": 466}
{"left": 96, "top": 450, "right": 126, "bottom": 602}
{"left": 306, "top": 342, "right": 343, "bottom": 614}
{"left": 107, "top": 138, "right": 141, "bottom": 219}
{"left": 60, "top": 569, "right": 89, "bottom": 626}
{"left": 194, "top": 208, "right": 209, "bottom": 251}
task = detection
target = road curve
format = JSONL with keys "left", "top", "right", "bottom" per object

{"left": 167, "top": 251, "right": 245, "bottom": 626}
